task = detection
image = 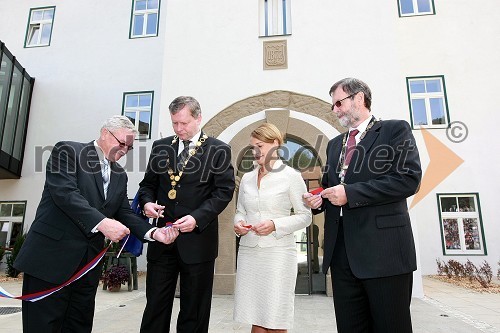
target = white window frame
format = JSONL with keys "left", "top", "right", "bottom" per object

{"left": 130, "top": 0, "right": 160, "bottom": 38}
{"left": 0, "top": 202, "right": 25, "bottom": 248}
{"left": 407, "top": 76, "right": 449, "bottom": 129}
{"left": 398, "top": 0, "right": 435, "bottom": 17}
{"left": 437, "top": 194, "right": 486, "bottom": 256}
{"left": 25, "top": 7, "right": 55, "bottom": 47}
{"left": 123, "top": 92, "right": 153, "bottom": 139}
{"left": 259, "top": 0, "right": 291, "bottom": 37}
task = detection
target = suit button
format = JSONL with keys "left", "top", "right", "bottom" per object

{"left": 177, "top": 184, "right": 181, "bottom": 188}
{"left": 175, "top": 202, "right": 178, "bottom": 205}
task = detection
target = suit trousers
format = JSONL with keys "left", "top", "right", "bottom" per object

{"left": 22, "top": 259, "right": 102, "bottom": 333}
{"left": 140, "top": 243, "right": 215, "bottom": 333}
{"left": 330, "top": 218, "right": 413, "bottom": 333}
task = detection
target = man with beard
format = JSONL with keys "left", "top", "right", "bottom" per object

{"left": 303, "top": 78, "right": 422, "bottom": 333}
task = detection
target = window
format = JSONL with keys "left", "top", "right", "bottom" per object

{"left": 130, "top": 0, "right": 160, "bottom": 38}
{"left": 0, "top": 202, "right": 25, "bottom": 248}
{"left": 25, "top": 7, "right": 55, "bottom": 47}
{"left": 406, "top": 76, "right": 449, "bottom": 129}
{"left": 123, "top": 92, "right": 153, "bottom": 139}
{"left": 437, "top": 194, "right": 486, "bottom": 255}
{"left": 259, "top": 0, "right": 291, "bottom": 37}
{"left": 398, "top": 0, "right": 435, "bottom": 17}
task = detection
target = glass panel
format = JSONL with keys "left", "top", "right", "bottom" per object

{"left": 417, "top": 0, "right": 432, "bottom": 13}
{"left": 0, "top": 58, "right": 13, "bottom": 132}
{"left": 411, "top": 99, "right": 427, "bottom": 125}
{"left": 463, "top": 218, "right": 480, "bottom": 250}
{"left": 440, "top": 197, "right": 457, "bottom": 212}
{"left": 0, "top": 222, "right": 8, "bottom": 247}
{"left": 125, "top": 94, "right": 139, "bottom": 107}
{"left": 425, "top": 79, "right": 442, "bottom": 93}
{"left": 31, "top": 10, "right": 43, "bottom": 21}
{"left": 146, "top": 13, "right": 158, "bottom": 35}
{"left": 41, "top": 23, "right": 52, "bottom": 44}
{"left": 13, "top": 77, "right": 31, "bottom": 160}
{"left": 133, "top": 15, "right": 145, "bottom": 36}
{"left": 400, "top": 0, "right": 415, "bottom": 14}
{"left": 135, "top": 0, "right": 147, "bottom": 11}
{"left": 43, "top": 8, "right": 55, "bottom": 20}
{"left": 458, "top": 196, "right": 476, "bottom": 212}
{"left": 138, "top": 94, "right": 151, "bottom": 107}
{"left": 430, "top": 98, "right": 445, "bottom": 125}
{"left": 28, "top": 26, "right": 40, "bottom": 45}
{"left": 409, "top": 80, "right": 425, "bottom": 93}
{"left": 0, "top": 204, "right": 12, "bottom": 217}
{"left": 2, "top": 67, "right": 22, "bottom": 154}
{"left": 138, "top": 111, "right": 150, "bottom": 135}
{"left": 147, "top": 0, "right": 159, "bottom": 9}
{"left": 443, "top": 218, "right": 460, "bottom": 250}
{"left": 12, "top": 204, "right": 25, "bottom": 216}
{"left": 8, "top": 222, "right": 22, "bottom": 247}
{"left": 125, "top": 112, "right": 136, "bottom": 123}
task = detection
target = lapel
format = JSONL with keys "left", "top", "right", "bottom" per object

{"left": 329, "top": 136, "right": 344, "bottom": 185}
{"left": 344, "top": 120, "right": 382, "bottom": 182}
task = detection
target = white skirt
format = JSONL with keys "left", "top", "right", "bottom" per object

{"left": 233, "top": 244, "right": 297, "bottom": 329}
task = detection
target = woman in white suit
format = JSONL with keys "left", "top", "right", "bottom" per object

{"left": 233, "top": 123, "right": 312, "bottom": 333}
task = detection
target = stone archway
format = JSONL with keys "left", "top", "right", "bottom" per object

{"left": 205, "top": 90, "right": 343, "bottom": 295}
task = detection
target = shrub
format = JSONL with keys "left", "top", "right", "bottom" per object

{"left": 101, "top": 264, "right": 129, "bottom": 290}
{"left": 6, "top": 234, "right": 26, "bottom": 278}
{"left": 0, "top": 247, "right": 4, "bottom": 263}
{"left": 475, "top": 261, "right": 492, "bottom": 288}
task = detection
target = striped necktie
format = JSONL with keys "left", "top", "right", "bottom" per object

{"left": 102, "top": 159, "right": 110, "bottom": 199}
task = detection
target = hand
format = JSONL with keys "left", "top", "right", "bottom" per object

{"left": 97, "top": 218, "right": 130, "bottom": 242}
{"left": 143, "top": 202, "right": 165, "bottom": 219}
{"left": 303, "top": 192, "right": 323, "bottom": 209}
{"left": 252, "top": 219, "right": 275, "bottom": 236}
{"left": 172, "top": 215, "right": 197, "bottom": 233}
{"left": 153, "top": 226, "right": 179, "bottom": 244}
{"left": 321, "top": 185, "right": 347, "bottom": 206}
{"left": 234, "top": 220, "right": 252, "bottom": 237}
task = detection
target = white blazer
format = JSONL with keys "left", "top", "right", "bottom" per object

{"left": 234, "top": 159, "right": 312, "bottom": 248}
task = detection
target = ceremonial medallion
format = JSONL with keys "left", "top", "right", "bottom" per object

{"left": 168, "top": 189, "right": 177, "bottom": 200}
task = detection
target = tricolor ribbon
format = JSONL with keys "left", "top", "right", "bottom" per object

{"left": 0, "top": 244, "right": 110, "bottom": 302}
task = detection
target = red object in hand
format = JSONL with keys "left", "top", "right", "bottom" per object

{"left": 165, "top": 222, "right": 173, "bottom": 228}
{"left": 242, "top": 225, "right": 252, "bottom": 229}
{"left": 309, "top": 187, "right": 324, "bottom": 195}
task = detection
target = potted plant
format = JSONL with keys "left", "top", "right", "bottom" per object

{"left": 101, "top": 264, "right": 129, "bottom": 292}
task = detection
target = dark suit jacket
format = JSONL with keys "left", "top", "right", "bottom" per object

{"left": 14, "top": 141, "right": 152, "bottom": 284}
{"left": 138, "top": 134, "right": 235, "bottom": 264}
{"left": 318, "top": 119, "right": 422, "bottom": 278}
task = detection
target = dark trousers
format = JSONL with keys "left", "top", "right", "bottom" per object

{"left": 330, "top": 218, "right": 413, "bottom": 333}
{"left": 22, "top": 266, "right": 101, "bottom": 333}
{"left": 140, "top": 244, "right": 215, "bottom": 333}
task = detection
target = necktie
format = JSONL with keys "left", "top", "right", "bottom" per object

{"left": 177, "top": 140, "right": 191, "bottom": 170}
{"left": 102, "top": 159, "right": 110, "bottom": 199}
{"left": 343, "top": 129, "right": 359, "bottom": 167}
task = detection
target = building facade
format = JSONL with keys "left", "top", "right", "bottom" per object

{"left": 1, "top": 0, "right": 499, "bottom": 297}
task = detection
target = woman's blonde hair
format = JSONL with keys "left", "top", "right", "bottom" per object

{"left": 251, "top": 123, "right": 284, "bottom": 145}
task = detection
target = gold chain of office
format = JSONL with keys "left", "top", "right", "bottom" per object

{"left": 167, "top": 134, "right": 208, "bottom": 200}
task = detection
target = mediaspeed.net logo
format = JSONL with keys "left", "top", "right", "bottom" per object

{"left": 410, "top": 121, "right": 467, "bottom": 208}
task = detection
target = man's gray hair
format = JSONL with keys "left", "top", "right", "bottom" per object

{"left": 101, "top": 115, "right": 138, "bottom": 134}
{"left": 329, "top": 78, "right": 372, "bottom": 111}
{"left": 169, "top": 96, "right": 201, "bottom": 118}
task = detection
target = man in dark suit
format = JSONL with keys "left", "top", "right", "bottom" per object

{"left": 138, "top": 96, "right": 235, "bottom": 333}
{"left": 14, "top": 115, "right": 178, "bottom": 333}
{"left": 304, "top": 78, "right": 422, "bottom": 333}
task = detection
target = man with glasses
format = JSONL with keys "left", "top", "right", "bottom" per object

{"left": 15, "top": 115, "right": 178, "bottom": 333}
{"left": 303, "top": 78, "right": 422, "bottom": 332}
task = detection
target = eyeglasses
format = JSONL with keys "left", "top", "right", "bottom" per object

{"left": 107, "top": 129, "right": 134, "bottom": 150}
{"left": 332, "top": 92, "right": 358, "bottom": 110}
